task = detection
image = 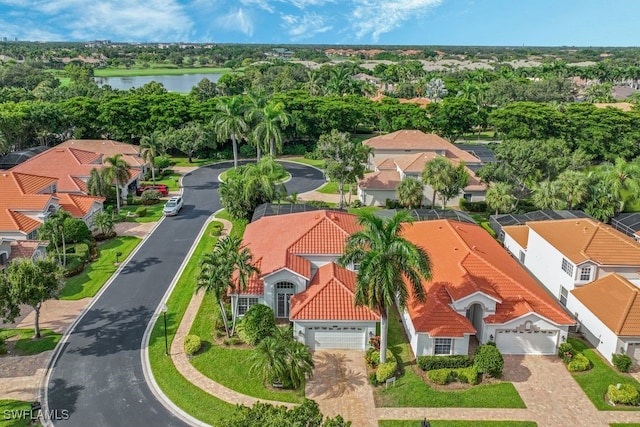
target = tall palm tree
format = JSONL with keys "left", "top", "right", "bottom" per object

{"left": 245, "top": 90, "right": 269, "bottom": 161}
{"left": 87, "top": 167, "right": 112, "bottom": 198}
{"left": 250, "top": 336, "right": 287, "bottom": 385}
{"left": 285, "top": 340, "right": 314, "bottom": 389}
{"left": 396, "top": 177, "right": 424, "bottom": 209}
{"left": 104, "top": 154, "right": 131, "bottom": 214}
{"left": 339, "top": 211, "right": 432, "bottom": 363}
{"left": 140, "top": 132, "right": 163, "bottom": 184}
{"left": 250, "top": 101, "right": 291, "bottom": 158}
{"left": 557, "top": 170, "right": 589, "bottom": 210}
{"left": 599, "top": 158, "right": 640, "bottom": 203}
{"left": 532, "top": 180, "right": 564, "bottom": 210}
{"left": 422, "top": 157, "right": 451, "bottom": 209}
{"left": 213, "top": 96, "right": 248, "bottom": 169}
{"left": 485, "top": 182, "right": 516, "bottom": 216}
{"left": 38, "top": 209, "right": 72, "bottom": 267}
{"left": 303, "top": 70, "right": 322, "bottom": 96}
{"left": 197, "top": 245, "right": 235, "bottom": 337}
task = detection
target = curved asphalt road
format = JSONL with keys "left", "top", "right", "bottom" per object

{"left": 45, "top": 161, "right": 325, "bottom": 427}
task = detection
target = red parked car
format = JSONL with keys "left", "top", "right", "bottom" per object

{"left": 136, "top": 184, "right": 169, "bottom": 196}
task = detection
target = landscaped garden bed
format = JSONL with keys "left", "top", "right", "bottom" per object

{"left": 0, "top": 328, "right": 61, "bottom": 355}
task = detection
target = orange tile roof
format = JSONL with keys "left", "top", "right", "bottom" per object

{"left": 290, "top": 263, "right": 379, "bottom": 321}
{"left": 394, "top": 152, "right": 439, "bottom": 173}
{"left": 527, "top": 219, "right": 640, "bottom": 265}
{"left": 363, "top": 130, "right": 481, "bottom": 164}
{"left": 8, "top": 240, "right": 48, "bottom": 262}
{"left": 375, "top": 158, "right": 398, "bottom": 171}
{"left": 56, "top": 193, "right": 104, "bottom": 217}
{"left": 0, "top": 172, "right": 58, "bottom": 234}
{"left": 503, "top": 225, "right": 530, "bottom": 249}
{"left": 402, "top": 220, "right": 574, "bottom": 336}
{"left": 358, "top": 170, "right": 401, "bottom": 190}
{"left": 240, "top": 210, "right": 361, "bottom": 295}
{"left": 58, "top": 139, "right": 141, "bottom": 157}
{"left": 572, "top": 274, "right": 640, "bottom": 336}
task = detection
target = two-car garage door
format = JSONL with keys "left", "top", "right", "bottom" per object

{"left": 495, "top": 329, "right": 557, "bottom": 355}
{"left": 305, "top": 326, "right": 366, "bottom": 350}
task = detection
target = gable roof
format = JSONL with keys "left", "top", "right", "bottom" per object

{"left": 58, "top": 139, "right": 145, "bottom": 167}
{"left": 358, "top": 170, "right": 402, "bottom": 190}
{"left": 241, "top": 210, "right": 361, "bottom": 295}
{"left": 56, "top": 193, "right": 104, "bottom": 217}
{"left": 290, "top": 263, "right": 379, "bottom": 321}
{"left": 527, "top": 218, "right": 640, "bottom": 265}
{"left": 503, "top": 225, "right": 530, "bottom": 249}
{"left": 572, "top": 273, "right": 640, "bottom": 336}
{"left": 0, "top": 172, "right": 58, "bottom": 234}
{"left": 363, "top": 130, "right": 481, "bottom": 164}
{"left": 8, "top": 240, "right": 48, "bottom": 263}
{"left": 402, "top": 220, "right": 573, "bottom": 336}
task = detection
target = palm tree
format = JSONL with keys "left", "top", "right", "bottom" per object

{"left": 531, "top": 180, "right": 564, "bottom": 210}
{"left": 339, "top": 211, "right": 432, "bottom": 363}
{"left": 250, "top": 336, "right": 287, "bottom": 385}
{"left": 213, "top": 96, "right": 248, "bottom": 169}
{"left": 396, "top": 178, "right": 424, "bottom": 209}
{"left": 598, "top": 158, "right": 640, "bottom": 204}
{"left": 422, "top": 157, "right": 451, "bottom": 209}
{"left": 583, "top": 178, "right": 620, "bottom": 222}
{"left": 245, "top": 90, "right": 269, "bottom": 161}
{"left": 485, "top": 183, "right": 516, "bottom": 216}
{"left": 250, "top": 101, "right": 290, "bottom": 158}
{"left": 87, "top": 168, "right": 112, "bottom": 198}
{"left": 285, "top": 340, "right": 314, "bottom": 389}
{"left": 197, "top": 245, "right": 234, "bottom": 337}
{"left": 38, "top": 209, "right": 72, "bottom": 267}
{"left": 303, "top": 70, "right": 322, "bottom": 96}
{"left": 557, "top": 170, "right": 589, "bottom": 210}
{"left": 140, "top": 132, "right": 163, "bottom": 184}
{"left": 104, "top": 154, "right": 131, "bottom": 214}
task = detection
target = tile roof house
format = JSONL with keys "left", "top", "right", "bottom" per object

{"left": 238, "top": 210, "right": 572, "bottom": 355}
{"left": 358, "top": 138, "right": 487, "bottom": 207}
{"left": 503, "top": 218, "right": 640, "bottom": 364}
{"left": 0, "top": 238, "right": 49, "bottom": 269}
{"left": 57, "top": 139, "right": 145, "bottom": 169}
{"left": 0, "top": 171, "right": 103, "bottom": 241}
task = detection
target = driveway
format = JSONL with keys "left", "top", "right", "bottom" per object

{"left": 305, "top": 350, "right": 376, "bottom": 427}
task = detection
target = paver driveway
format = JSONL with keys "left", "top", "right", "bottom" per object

{"left": 306, "top": 350, "right": 377, "bottom": 427}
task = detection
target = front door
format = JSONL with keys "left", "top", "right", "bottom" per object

{"left": 277, "top": 292, "right": 292, "bottom": 318}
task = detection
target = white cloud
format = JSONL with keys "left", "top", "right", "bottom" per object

{"left": 281, "top": 12, "right": 332, "bottom": 39}
{"left": 239, "top": 0, "right": 275, "bottom": 13}
{"left": 215, "top": 8, "right": 254, "bottom": 36}
{"left": 285, "top": 0, "right": 335, "bottom": 9}
{"left": 350, "top": 0, "right": 443, "bottom": 41}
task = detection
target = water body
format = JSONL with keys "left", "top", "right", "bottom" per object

{"left": 94, "top": 73, "right": 222, "bottom": 92}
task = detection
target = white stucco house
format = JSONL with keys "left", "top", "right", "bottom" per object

{"left": 235, "top": 209, "right": 573, "bottom": 354}
{"left": 503, "top": 218, "right": 640, "bottom": 364}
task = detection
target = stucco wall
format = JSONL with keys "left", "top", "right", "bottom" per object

{"left": 524, "top": 229, "right": 576, "bottom": 297}
{"left": 567, "top": 292, "right": 618, "bottom": 363}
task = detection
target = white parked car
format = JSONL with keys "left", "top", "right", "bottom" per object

{"left": 163, "top": 196, "right": 183, "bottom": 216}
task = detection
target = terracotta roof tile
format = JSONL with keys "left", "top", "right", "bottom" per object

{"left": 571, "top": 273, "right": 640, "bottom": 336}
{"left": 1, "top": 211, "right": 42, "bottom": 234}
{"left": 0, "top": 172, "right": 58, "bottom": 233}
{"left": 358, "top": 170, "right": 401, "bottom": 190}
{"left": 503, "top": 225, "right": 530, "bottom": 249}
{"left": 8, "top": 240, "right": 48, "bottom": 262}
{"left": 375, "top": 158, "right": 397, "bottom": 171}
{"left": 58, "top": 140, "right": 144, "bottom": 168}
{"left": 290, "top": 263, "right": 379, "bottom": 321}
{"left": 527, "top": 219, "right": 640, "bottom": 265}
{"left": 56, "top": 193, "right": 104, "bottom": 217}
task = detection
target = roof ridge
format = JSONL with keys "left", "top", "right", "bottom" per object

{"left": 613, "top": 274, "right": 640, "bottom": 334}
{"left": 8, "top": 172, "right": 26, "bottom": 195}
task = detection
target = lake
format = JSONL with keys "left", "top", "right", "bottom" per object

{"left": 94, "top": 73, "right": 223, "bottom": 92}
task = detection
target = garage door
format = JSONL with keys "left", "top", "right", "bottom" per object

{"left": 305, "top": 326, "right": 365, "bottom": 350}
{"left": 495, "top": 329, "right": 557, "bottom": 355}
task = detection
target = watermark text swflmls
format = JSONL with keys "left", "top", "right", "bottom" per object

{"left": 3, "top": 402, "right": 69, "bottom": 421}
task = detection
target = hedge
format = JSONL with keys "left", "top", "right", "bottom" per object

{"left": 459, "top": 199, "right": 488, "bottom": 213}
{"left": 427, "top": 367, "right": 479, "bottom": 385}
{"left": 376, "top": 359, "right": 398, "bottom": 383}
{"left": 236, "top": 304, "right": 276, "bottom": 345}
{"left": 365, "top": 348, "right": 393, "bottom": 368}
{"left": 417, "top": 355, "right": 472, "bottom": 371}
{"left": 567, "top": 353, "right": 590, "bottom": 372}
{"left": 473, "top": 344, "right": 504, "bottom": 377}
{"left": 607, "top": 383, "right": 640, "bottom": 406}
{"left": 558, "top": 342, "right": 576, "bottom": 362}
{"left": 612, "top": 353, "right": 633, "bottom": 373}
{"left": 184, "top": 334, "right": 202, "bottom": 356}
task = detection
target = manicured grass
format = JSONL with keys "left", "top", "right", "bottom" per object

{"left": 60, "top": 236, "right": 141, "bottom": 300}
{"left": 611, "top": 424, "right": 640, "bottom": 427}
{"left": 317, "top": 181, "right": 356, "bottom": 195}
{"left": 283, "top": 157, "right": 326, "bottom": 169}
{"left": 149, "top": 221, "right": 237, "bottom": 425}
{"left": 118, "top": 203, "right": 164, "bottom": 223}
{"left": 379, "top": 421, "right": 536, "bottom": 427}
{"left": 94, "top": 67, "right": 232, "bottom": 77}
{"left": 170, "top": 156, "right": 220, "bottom": 167}
{"left": 568, "top": 337, "right": 640, "bottom": 411}
{"left": 0, "top": 329, "right": 61, "bottom": 355}
{"left": 375, "top": 308, "right": 525, "bottom": 408}
{"left": 220, "top": 167, "right": 290, "bottom": 184}
{"left": 0, "top": 400, "right": 36, "bottom": 427}
{"left": 140, "top": 173, "right": 182, "bottom": 191}
{"left": 215, "top": 210, "right": 248, "bottom": 238}
{"left": 189, "top": 290, "right": 303, "bottom": 403}
{"left": 348, "top": 206, "right": 382, "bottom": 215}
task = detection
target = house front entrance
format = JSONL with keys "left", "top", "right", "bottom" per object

{"left": 275, "top": 282, "right": 295, "bottom": 318}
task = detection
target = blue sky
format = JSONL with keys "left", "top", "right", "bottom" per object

{"left": 1, "top": 0, "right": 639, "bottom": 46}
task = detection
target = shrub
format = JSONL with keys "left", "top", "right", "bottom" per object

{"left": 567, "top": 353, "right": 591, "bottom": 372}
{"left": 427, "top": 368, "right": 454, "bottom": 385}
{"left": 612, "top": 353, "right": 633, "bottom": 373}
{"left": 365, "top": 348, "right": 393, "bottom": 368}
{"left": 473, "top": 344, "right": 504, "bottom": 377}
{"left": 417, "top": 355, "right": 472, "bottom": 371}
{"left": 239, "top": 144, "right": 255, "bottom": 158}
{"left": 368, "top": 372, "right": 378, "bottom": 386}
{"left": 558, "top": 342, "right": 577, "bottom": 363}
{"left": 608, "top": 383, "right": 640, "bottom": 406}
{"left": 306, "top": 200, "right": 332, "bottom": 209}
{"left": 282, "top": 143, "right": 307, "bottom": 156}
{"left": 141, "top": 189, "right": 162, "bottom": 205}
{"left": 63, "top": 218, "right": 92, "bottom": 243}
{"left": 135, "top": 207, "right": 147, "bottom": 217}
{"left": 184, "top": 334, "right": 202, "bottom": 355}
{"left": 236, "top": 304, "right": 276, "bottom": 345}
{"left": 0, "top": 336, "right": 6, "bottom": 355}
{"left": 350, "top": 199, "right": 363, "bottom": 208}
{"left": 385, "top": 199, "right": 402, "bottom": 209}
{"left": 369, "top": 335, "right": 380, "bottom": 350}
{"left": 456, "top": 366, "right": 479, "bottom": 385}
{"left": 154, "top": 155, "right": 171, "bottom": 171}
{"left": 459, "top": 199, "right": 489, "bottom": 213}
{"left": 376, "top": 359, "right": 398, "bottom": 383}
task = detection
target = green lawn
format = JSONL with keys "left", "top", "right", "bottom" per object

{"left": 282, "top": 157, "right": 326, "bottom": 169}
{"left": 348, "top": 206, "right": 382, "bottom": 215}
{"left": 215, "top": 210, "right": 248, "bottom": 238}
{"left": 0, "top": 329, "right": 60, "bottom": 355}
{"left": 118, "top": 203, "right": 164, "bottom": 223}
{"left": 148, "top": 220, "right": 237, "bottom": 425}
{"left": 568, "top": 337, "right": 640, "bottom": 411}
{"left": 379, "top": 421, "right": 536, "bottom": 427}
{"left": 0, "top": 400, "right": 37, "bottom": 427}
{"left": 170, "top": 156, "right": 219, "bottom": 167}
{"left": 611, "top": 424, "right": 640, "bottom": 427}
{"left": 61, "top": 236, "right": 141, "bottom": 300}
{"left": 220, "top": 167, "right": 290, "bottom": 184}
{"left": 317, "top": 181, "right": 356, "bottom": 195}
{"left": 375, "top": 308, "right": 525, "bottom": 409}
{"left": 189, "top": 290, "right": 304, "bottom": 403}
{"left": 139, "top": 172, "right": 182, "bottom": 191}
{"left": 94, "top": 67, "right": 232, "bottom": 77}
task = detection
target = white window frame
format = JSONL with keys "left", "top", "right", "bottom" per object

{"left": 579, "top": 266, "right": 592, "bottom": 281}
{"left": 559, "top": 287, "right": 568, "bottom": 307}
{"left": 434, "top": 338, "right": 453, "bottom": 355}
{"left": 518, "top": 250, "right": 526, "bottom": 264}
{"left": 561, "top": 258, "right": 574, "bottom": 277}
{"left": 238, "top": 297, "right": 259, "bottom": 316}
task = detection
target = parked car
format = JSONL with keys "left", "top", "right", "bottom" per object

{"left": 163, "top": 196, "right": 183, "bottom": 216}
{"left": 136, "top": 184, "right": 169, "bottom": 196}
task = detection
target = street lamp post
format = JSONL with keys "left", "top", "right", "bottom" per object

{"left": 161, "top": 304, "right": 168, "bottom": 356}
